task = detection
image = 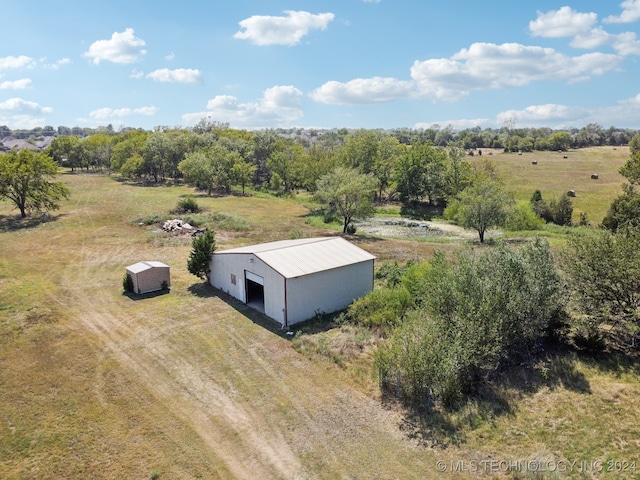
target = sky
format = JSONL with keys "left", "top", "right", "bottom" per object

{"left": 1, "top": 0, "right": 640, "bottom": 132}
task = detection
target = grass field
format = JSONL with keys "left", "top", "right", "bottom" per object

{"left": 482, "top": 146, "right": 628, "bottom": 224}
{"left": 1, "top": 147, "right": 639, "bottom": 479}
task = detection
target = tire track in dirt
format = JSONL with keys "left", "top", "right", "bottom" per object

{"left": 50, "top": 238, "right": 309, "bottom": 478}
{"left": 57, "top": 241, "right": 417, "bottom": 478}
{"left": 68, "top": 297, "right": 307, "bottom": 479}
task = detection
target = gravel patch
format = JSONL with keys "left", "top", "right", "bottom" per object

{"left": 354, "top": 217, "right": 483, "bottom": 240}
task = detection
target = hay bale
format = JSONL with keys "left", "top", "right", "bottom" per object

{"left": 567, "top": 190, "right": 576, "bottom": 197}
{"left": 532, "top": 160, "right": 538, "bottom": 165}
{"left": 591, "top": 173, "right": 599, "bottom": 179}
{"left": 563, "top": 155, "right": 568, "bottom": 159}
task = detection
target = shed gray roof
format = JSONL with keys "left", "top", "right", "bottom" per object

{"left": 215, "top": 237, "right": 375, "bottom": 278}
{"left": 126, "top": 261, "right": 169, "bottom": 273}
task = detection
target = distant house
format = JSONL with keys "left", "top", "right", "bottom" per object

{"left": 209, "top": 237, "right": 375, "bottom": 327}
{"left": 125, "top": 261, "right": 171, "bottom": 294}
{"left": 0, "top": 136, "right": 55, "bottom": 151}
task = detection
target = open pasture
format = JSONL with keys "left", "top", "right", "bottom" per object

{"left": 1, "top": 156, "right": 639, "bottom": 479}
{"left": 486, "top": 146, "right": 628, "bottom": 223}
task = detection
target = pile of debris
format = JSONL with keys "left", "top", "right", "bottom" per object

{"left": 161, "top": 219, "right": 207, "bottom": 237}
{"left": 162, "top": 219, "right": 194, "bottom": 232}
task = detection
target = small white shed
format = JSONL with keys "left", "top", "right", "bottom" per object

{"left": 126, "top": 261, "right": 171, "bottom": 294}
{"left": 210, "top": 237, "right": 375, "bottom": 327}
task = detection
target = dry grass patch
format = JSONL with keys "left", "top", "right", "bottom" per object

{"left": 2, "top": 171, "right": 640, "bottom": 479}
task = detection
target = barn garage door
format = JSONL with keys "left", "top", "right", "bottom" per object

{"left": 245, "top": 271, "right": 265, "bottom": 313}
{"left": 245, "top": 271, "right": 264, "bottom": 285}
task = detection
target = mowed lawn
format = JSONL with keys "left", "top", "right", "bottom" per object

{"left": 1, "top": 149, "right": 639, "bottom": 479}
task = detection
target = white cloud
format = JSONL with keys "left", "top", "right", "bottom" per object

{"left": 183, "top": 85, "right": 303, "bottom": 128}
{"left": 130, "top": 69, "right": 144, "bottom": 79}
{"left": 612, "top": 31, "right": 640, "bottom": 55}
{"left": 83, "top": 28, "right": 147, "bottom": 64}
{"left": 52, "top": 58, "right": 71, "bottom": 69}
{"left": 0, "top": 97, "right": 53, "bottom": 129}
{"left": 571, "top": 27, "right": 640, "bottom": 55}
{"left": 313, "top": 42, "right": 622, "bottom": 106}
{"left": 417, "top": 43, "right": 621, "bottom": 97}
{"left": 414, "top": 118, "right": 491, "bottom": 130}
{"left": 146, "top": 68, "right": 203, "bottom": 84}
{"left": 39, "top": 57, "right": 71, "bottom": 70}
{"left": 0, "top": 79, "right": 31, "bottom": 90}
{"left": 165, "top": 52, "right": 175, "bottom": 61}
{"left": 604, "top": 0, "right": 640, "bottom": 23}
{"left": 309, "top": 77, "right": 415, "bottom": 105}
{"left": 438, "top": 94, "right": 640, "bottom": 129}
{"left": 309, "top": 43, "right": 623, "bottom": 105}
{"left": 233, "top": 10, "right": 335, "bottom": 46}
{"left": 0, "top": 55, "right": 35, "bottom": 70}
{"left": 89, "top": 106, "right": 158, "bottom": 120}
{"left": 496, "top": 104, "right": 585, "bottom": 125}
{"left": 570, "top": 27, "right": 611, "bottom": 49}
{"left": 529, "top": 7, "right": 597, "bottom": 38}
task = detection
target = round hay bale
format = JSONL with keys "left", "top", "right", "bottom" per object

{"left": 567, "top": 190, "right": 576, "bottom": 197}
{"left": 532, "top": 160, "right": 538, "bottom": 165}
{"left": 591, "top": 173, "right": 599, "bottom": 179}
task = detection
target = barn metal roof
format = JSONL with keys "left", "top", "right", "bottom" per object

{"left": 126, "top": 261, "right": 169, "bottom": 273}
{"left": 215, "top": 237, "right": 375, "bottom": 278}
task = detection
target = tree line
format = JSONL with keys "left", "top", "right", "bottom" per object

{"left": 1, "top": 121, "right": 636, "bottom": 150}
{"left": 3, "top": 120, "right": 632, "bottom": 235}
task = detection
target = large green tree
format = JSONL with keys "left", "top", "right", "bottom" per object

{"left": 394, "top": 142, "right": 448, "bottom": 205}
{"left": 179, "top": 144, "right": 239, "bottom": 195}
{"left": 315, "top": 166, "right": 378, "bottom": 233}
{"left": 447, "top": 162, "right": 515, "bottom": 242}
{"left": 0, "top": 148, "right": 70, "bottom": 217}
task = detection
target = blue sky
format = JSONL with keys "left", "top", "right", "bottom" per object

{"left": 1, "top": 1, "right": 640, "bottom": 131}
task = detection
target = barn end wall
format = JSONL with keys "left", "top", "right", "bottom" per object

{"left": 285, "top": 259, "right": 374, "bottom": 325}
{"left": 210, "top": 253, "right": 286, "bottom": 324}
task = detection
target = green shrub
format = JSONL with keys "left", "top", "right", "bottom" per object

{"left": 379, "top": 239, "right": 564, "bottom": 406}
{"left": 122, "top": 273, "right": 134, "bottom": 293}
{"left": 346, "top": 287, "right": 413, "bottom": 329}
{"left": 375, "top": 260, "right": 411, "bottom": 287}
{"left": 174, "top": 195, "right": 199, "bottom": 214}
{"left": 134, "top": 213, "right": 167, "bottom": 225}
{"left": 505, "top": 201, "right": 545, "bottom": 231}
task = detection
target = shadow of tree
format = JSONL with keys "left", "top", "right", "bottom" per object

{"left": 387, "top": 344, "right": 594, "bottom": 448}
{"left": 399, "top": 202, "right": 444, "bottom": 220}
{"left": 0, "top": 213, "right": 64, "bottom": 232}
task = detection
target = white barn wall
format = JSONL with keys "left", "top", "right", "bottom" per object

{"left": 285, "top": 260, "right": 374, "bottom": 325}
{"left": 210, "top": 253, "right": 286, "bottom": 324}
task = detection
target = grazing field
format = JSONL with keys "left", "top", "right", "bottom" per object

{"left": 483, "top": 146, "right": 628, "bottom": 224}
{"left": 1, "top": 148, "right": 639, "bottom": 479}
